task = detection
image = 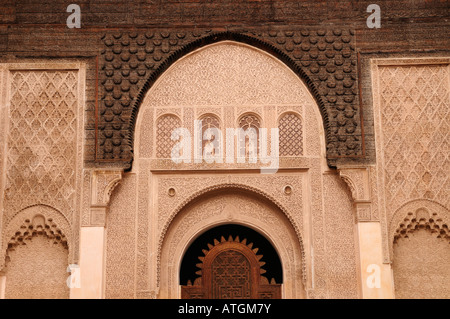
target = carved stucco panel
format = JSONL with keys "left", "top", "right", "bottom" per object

{"left": 156, "top": 175, "right": 228, "bottom": 231}
{"left": 91, "top": 170, "right": 123, "bottom": 207}
{"left": 393, "top": 228, "right": 450, "bottom": 299}
{"left": 338, "top": 168, "right": 370, "bottom": 202}
{"left": 0, "top": 67, "right": 6, "bottom": 259}
{"left": 134, "top": 42, "right": 322, "bottom": 164}
{"left": 81, "top": 170, "right": 92, "bottom": 227}
{"left": 4, "top": 234, "right": 69, "bottom": 299}
{"left": 128, "top": 41, "right": 331, "bottom": 298}
{"left": 156, "top": 173, "right": 305, "bottom": 238}
{"left": 137, "top": 161, "right": 150, "bottom": 292}
{"left": 0, "top": 63, "right": 85, "bottom": 267}
{"left": 3, "top": 68, "right": 82, "bottom": 224}
{"left": 323, "top": 173, "right": 360, "bottom": 298}
{"left": 371, "top": 58, "right": 450, "bottom": 263}
{"left": 105, "top": 174, "right": 137, "bottom": 299}
{"left": 309, "top": 163, "right": 327, "bottom": 292}
{"left": 138, "top": 108, "right": 154, "bottom": 159}
{"left": 144, "top": 42, "right": 307, "bottom": 108}
{"left": 388, "top": 199, "right": 450, "bottom": 262}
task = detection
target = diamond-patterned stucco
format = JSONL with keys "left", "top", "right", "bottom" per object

{"left": 377, "top": 64, "right": 449, "bottom": 212}
{"left": 4, "top": 70, "right": 79, "bottom": 223}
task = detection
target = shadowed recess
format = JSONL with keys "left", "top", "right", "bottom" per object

{"left": 180, "top": 224, "right": 283, "bottom": 286}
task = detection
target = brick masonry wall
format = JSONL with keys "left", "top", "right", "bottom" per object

{"left": 0, "top": 0, "right": 448, "bottom": 167}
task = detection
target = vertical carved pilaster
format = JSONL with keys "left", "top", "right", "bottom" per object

{"left": 338, "top": 166, "right": 394, "bottom": 298}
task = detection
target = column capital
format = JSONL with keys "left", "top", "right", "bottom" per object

{"left": 337, "top": 166, "right": 377, "bottom": 222}
{"left": 91, "top": 169, "right": 123, "bottom": 207}
{"left": 88, "top": 169, "right": 123, "bottom": 227}
{"left": 337, "top": 166, "right": 370, "bottom": 202}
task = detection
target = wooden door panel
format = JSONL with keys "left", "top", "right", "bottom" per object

{"left": 181, "top": 236, "right": 281, "bottom": 299}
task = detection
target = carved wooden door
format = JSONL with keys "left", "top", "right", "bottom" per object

{"left": 181, "top": 236, "right": 281, "bottom": 299}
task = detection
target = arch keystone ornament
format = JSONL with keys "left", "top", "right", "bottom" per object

{"left": 181, "top": 236, "right": 281, "bottom": 299}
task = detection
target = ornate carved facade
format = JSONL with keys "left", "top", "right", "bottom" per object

{"left": 0, "top": 1, "right": 448, "bottom": 300}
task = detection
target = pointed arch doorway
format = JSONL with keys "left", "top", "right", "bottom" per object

{"left": 180, "top": 224, "right": 282, "bottom": 299}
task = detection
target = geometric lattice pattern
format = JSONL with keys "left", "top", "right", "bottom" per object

{"left": 200, "top": 114, "right": 221, "bottom": 154}
{"left": 156, "top": 114, "right": 181, "bottom": 158}
{"left": 238, "top": 114, "right": 260, "bottom": 158}
{"left": 378, "top": 65, "right": 450, "bottom": 213}
{"left": 212, "top": 250, "right": 251, "bottom": 299}
{"left": 4, "top": 70, "right": 79, "bottom": 223}
{"left": 279, "top": 113, "right": 303, "bottom": 156}
{"left": 238, "top": 114, "right": 261, "bottom": 131}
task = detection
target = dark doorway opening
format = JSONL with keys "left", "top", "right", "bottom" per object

{"left": 180, "top": 224, "right": 283, "bottom": 286}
